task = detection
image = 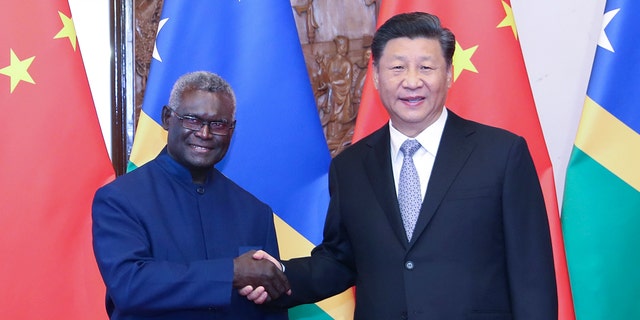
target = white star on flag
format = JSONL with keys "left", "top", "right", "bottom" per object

{"left": 152, "top": 18, "right": 169, "bottom": 62}
{"left": 598, "top": 8, "right": 620, "bottom": 52}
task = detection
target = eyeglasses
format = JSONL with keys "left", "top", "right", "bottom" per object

{"left": 168, "top": 108, "right": 235, "bottom": 136}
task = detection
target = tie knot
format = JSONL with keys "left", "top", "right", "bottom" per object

{"left": 400, "top": 139, "right": 421, "bottom": 158}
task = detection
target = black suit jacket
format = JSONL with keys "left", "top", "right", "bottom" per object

{"left": 278, "top": 111, "right": 557, "bottom": 319}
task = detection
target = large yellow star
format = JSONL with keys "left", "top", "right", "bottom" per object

{"left": 497, "top": 1, "right": 518, "bottom": 39}
{"left": 54, "top": 11, "right": 77, "bottom": 51}
{"left": 452, "top": 41, "right": 478, "bottom": 82}
{"left": 0, "top": 49, "right": 36, "bottom": 93}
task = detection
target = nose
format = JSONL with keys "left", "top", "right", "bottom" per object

{"left": 194, "top": 123, "right": 213, "bottom": 138}
{"left": 402, "top": 68, "right": 423, "bottom": 89}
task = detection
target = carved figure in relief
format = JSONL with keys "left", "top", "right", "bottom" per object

{"left": 293, "top": 0, "right": 319, "bottom": 44}
{"left": 325, "top": 36, "right": 353, "bottom": 153}
{"left": 351, "top": 35, "right": 373, "bottom": 123}
{"left": 331, "top": 35, "right": 374, "bottom": 156}
{"left": 312, "top": 52, "right": 330, "bottom": 130}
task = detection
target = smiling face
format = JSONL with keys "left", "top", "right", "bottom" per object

{"left": 162, "top": 89, "right": 235, "bottom": 182}
{"left": 373, "top": 37, "right": 452, "bottom": 137}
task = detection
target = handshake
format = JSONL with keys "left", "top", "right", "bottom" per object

{"left": 233, "top": 250, "right": 290, "bottom": 304}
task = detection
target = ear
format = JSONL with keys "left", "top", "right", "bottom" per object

{"left": 161, "top": 106, "right": 171, "bottom": 130}
{"left": 373, "top": 67, "right": 379, "bottom": 90}
{"left": 446, "top": 64, "right": 453, "bottom": 88}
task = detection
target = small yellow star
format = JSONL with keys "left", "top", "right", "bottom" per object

{"left": 497, "top": 0, "right": 518, "bottom": 40}
{"left": 452, "top": 41, "right": 478, "bottom": 82}
{"left": 0, "top": 49, "right": 36, "bottom": 93}
{"left": 54, "top": 11, "right": 77, "bottom": 51}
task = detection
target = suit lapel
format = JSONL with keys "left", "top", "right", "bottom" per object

{"left": 362, "top": 125, "right": 409, "bottom": 247}
{"left": 410, "top": 111, "right": 476, "bottom": 246}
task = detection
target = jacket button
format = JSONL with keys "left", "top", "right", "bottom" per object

{"left": 196, "top": 187, "right": 205, "bottom": 194}
{"left": 405, "top": 261, "right": 414, "bottom": 270}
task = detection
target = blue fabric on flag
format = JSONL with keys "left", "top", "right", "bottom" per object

{"left": 586, "top": 0, "right": 640, "bottom": 133}
{"left": 141, "top": 0, "right": 330, "bottom": 244}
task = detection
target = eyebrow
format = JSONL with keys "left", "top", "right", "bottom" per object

{"left": 386, "top": 54, "right": 438, "bottom": 63}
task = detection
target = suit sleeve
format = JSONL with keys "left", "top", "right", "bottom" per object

{"left": 273, "top": 161, "right": 356, "bottom": 307}
{"left": 502, "top": 137, "right": 558, "bottom": 319}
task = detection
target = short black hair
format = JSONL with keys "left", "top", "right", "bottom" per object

{"left": 371, "top": 12, "right": 455, "bottom": 68}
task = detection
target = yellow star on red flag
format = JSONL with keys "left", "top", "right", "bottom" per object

{"left": 1, "top": 2, "right": 115, "bottom": 319}
{"left": 452, "top": 41, "right": 478, "bottom": 82}
{"left": 497, "top": 1, "right": 518, "bottom": 39}
{"left": 0, "top": 49, "right": 36, "bottom": 93}
{"left": 54, "top": 11, "right": 77, "bottom": 50}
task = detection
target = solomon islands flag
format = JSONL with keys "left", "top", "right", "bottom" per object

{"left": 562, "top": 0, "right": 640, "bottom": 319}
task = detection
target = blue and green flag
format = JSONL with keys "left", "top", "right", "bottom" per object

{"left": 562, "top": 0, "right": 640, "bottom": 319}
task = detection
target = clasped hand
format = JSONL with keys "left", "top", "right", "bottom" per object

{"left": 233, "top": 250, "right": 290, "bottom": 303}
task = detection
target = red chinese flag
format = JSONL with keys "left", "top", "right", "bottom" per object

{"left": 0, "top": 1, "right": 114, "bottom": 319}
{"left": 355, "top": 1, "right": 574, "bottom": 319}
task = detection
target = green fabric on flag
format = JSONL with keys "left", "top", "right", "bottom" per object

{"left": 288, "top": 305, "right": 335, "bottom": 320}
{"left": 562, "top": 147, "right": 640, "bottom": 320}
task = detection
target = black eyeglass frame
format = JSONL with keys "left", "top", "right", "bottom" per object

{"left": 167, "top": 107, "right": 235, "bottom": 136}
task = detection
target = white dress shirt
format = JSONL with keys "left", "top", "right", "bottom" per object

{"left": 389, "top": 108, "right": 448, "bottom": 200}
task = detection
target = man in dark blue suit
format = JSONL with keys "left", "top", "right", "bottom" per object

{"left": 92, "top": 71, "right": 290, "bottom": 319}
{"left": 245, "top": 12, "right": 557, "bottom": 319}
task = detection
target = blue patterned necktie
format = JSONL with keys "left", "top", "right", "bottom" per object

{"left": 398, "top": 139, "right": 422, "bottom": 241}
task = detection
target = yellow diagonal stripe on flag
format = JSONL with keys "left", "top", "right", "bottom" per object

{"left": 274, "top": 214, "right": 355, "bottom": 318}
{"left": 575, "top": 97, "right": 640, "bottom": 191}
{"left": 129, "top": 111, "right": 167, "bottom": 168}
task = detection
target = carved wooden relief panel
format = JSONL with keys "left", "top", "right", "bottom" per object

{"left": 133, "top": 0, "right": 164, "bottom": 133}
{"left": 133, "top": 0, "right": 377, "bottom": 157}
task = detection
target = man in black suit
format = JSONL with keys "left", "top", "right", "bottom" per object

{"left": 245, "top": 12, "right": 557, "bottom": 319}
